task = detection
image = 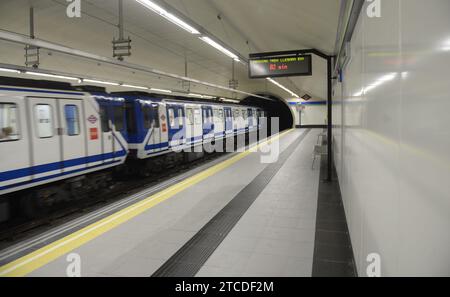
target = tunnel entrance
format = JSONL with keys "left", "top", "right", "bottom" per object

{"left": 242, "top": 93, "right": 294, "bottom": 134}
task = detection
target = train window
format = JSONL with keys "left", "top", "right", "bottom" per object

{"left": 0, "top": 103, "right": 20, "bottom": 142}
{"left": 242, "top": 110, "right": 247, "bottom": 120}
{"left": 64, "top": 105, "right": 80, "bottom": 136}
{"left": 178, "top": 108, "right": 184, "bottom": 127}
{"left": 35, "top": 104, "right": 53, "bottom": 138}
{"left": 114, "top": 106, "right": 125, "bottom": 131}
{"left": 100, "top": 106, "right": 110, "bottom": 132}
{"left": 151, "top": 106, "right": 160, "bottom": 129}
{"left": 168, "top": 108, "right": 175, "bottom": 127}
{"left": 143, "top": 105, "right": 152, "bottom": 130}
{"left": 186, "top": 108, "right": 194, "bottom": 125}
{"left": 125, "top": 103, "right": 137, "bottom": 134}
{"left": 194, "top": 109, "right": 201, "bottom": 125}
{"left": 219, "top": 109, "right": 224, "bottom": 120}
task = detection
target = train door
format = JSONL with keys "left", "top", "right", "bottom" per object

{"left": 58, "top": 99, "right": 86, "bottom": 172}
{"left": 0, "top": 99, "right": 31, "bottom": 190}
{"left": 224, "top": 107, "right": 233, "bottom": 135}
{"left": 99, "top": 105, "right": 114, "bottom": 163}
{"left": 111, "top": 105, "right": 127, "bottom": 160}
{"left": 167, "top": 105, "right": 185, "bottom": 147}
{"left": 202, "top": 106, "right": 214, "bottom": 139}
{"left": 213, "top": 107, "right": 224, "bottom": 138}
{"left": 27, "top": 97, "right": 62, "bottom": 176}
{"left": 248, "top": 108, "right": 253, "bottom": 129}
{"left": 150, "top": 104, "right": 161, "bottom": 152}
{"left": 142, "top": 103, "right": 161, "bottom": 153}
{"left": 158, "top": 104, "right": 169, "bottom": 149}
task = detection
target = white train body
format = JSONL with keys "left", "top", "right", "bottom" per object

{"left": 0, "top": 85, "right": 128, "bottom": 196}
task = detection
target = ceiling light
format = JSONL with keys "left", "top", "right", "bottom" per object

{"left": 221, "top": 98, "right": 239, "bottom": 104}
{"left": 199, "top": 36, "right": 240, "bottom": 61}
{"left": 83, "top": 79, "right": 120, "bottom": 86}
{"left": 188, "top": 93, "right": 203, "bottom": 98}
{"left": 26, "top": 71, "right": 79, "bottom": 81}
{"left": 0, "top": 67, "right": 20, "bottom": 74}
{"left": 151, "top": 88, "right": 172, "bottom": 93}
{"left": 136, "top": 0, "right": 200, "bottom": 34}
{"left": 266, "top": 78, "right": 298, "bottom": 97}
{"left": 121, "top": 84, "right": 148, "bottom": 90}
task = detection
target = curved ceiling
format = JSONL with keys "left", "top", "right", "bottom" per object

{"left": 0, "top": 0, "right": 340, "bottom": 100}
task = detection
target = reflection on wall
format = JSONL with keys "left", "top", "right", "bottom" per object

{"left": 333, "top": 0, "right": 450, "bottom": 276}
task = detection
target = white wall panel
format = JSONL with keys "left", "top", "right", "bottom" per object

{"left": 335, "top": 0, "right": 450, "bottom": 276}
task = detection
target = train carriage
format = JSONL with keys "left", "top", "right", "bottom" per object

{"left": 0, "top": 80, "right": 128, "bottom": 197}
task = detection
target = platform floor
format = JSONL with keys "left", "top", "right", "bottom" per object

{"left": 1, "top": 129, "right": 328, "bottom": 277}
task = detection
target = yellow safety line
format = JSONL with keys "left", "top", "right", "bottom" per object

{"left": 0, "top": 129, "right": 293, "bottom": 277}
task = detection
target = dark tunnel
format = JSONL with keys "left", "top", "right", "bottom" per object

{"left": 241, "top": 93, "right": 294, "bottom": 134}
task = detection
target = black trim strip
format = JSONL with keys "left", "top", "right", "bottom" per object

{"left": 296, "top": 125, "right": 326, "bottom": 129}
{"left": 152, "top": 129, "right": 311, "bottom": 277}
{"left": 312, "top": 150, "right": 357, "bottom": 277}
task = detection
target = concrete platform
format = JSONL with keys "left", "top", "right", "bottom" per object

{"left": 0, "top": 129, "right": 324, "bottom": 277}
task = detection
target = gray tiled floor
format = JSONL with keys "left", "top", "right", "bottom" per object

{"left": 28, "top": 130, "right": 309, "bottom": 277}
{"left": 196, "top": 129, "right": 321, "bottom": 277}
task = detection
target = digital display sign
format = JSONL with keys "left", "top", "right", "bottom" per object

{"left": 249, "top": 54, "right": 312, "bottom": 78}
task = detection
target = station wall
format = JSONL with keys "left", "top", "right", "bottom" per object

{"left": 333, "top": 0, "right": 450, "bottom": 276}
{"left": 288, "top": 101, "right": 327, "bottom": 127}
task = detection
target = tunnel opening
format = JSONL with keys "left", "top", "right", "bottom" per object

{"left": 242, "top": 93, "right": 294, "bottom": 134}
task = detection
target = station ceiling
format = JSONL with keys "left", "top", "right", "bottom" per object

{"left": 0, "top": 0, "right": 341, "bottom": 101}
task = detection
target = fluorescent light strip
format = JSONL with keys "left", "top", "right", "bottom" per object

{"left": 26, "top": 71, "right": 79, "bottom": 81}
{"left": 151, "top": 88, "right": 172, "bottom": 93}
{"left": 136, "top": 0, "right": 200, "bottom": 34}
{"left": 0, "top": 67, "right": 20, "bottom": 74}
{"left": 221, "top": 98, "right": 239, "bottom": 103}
{"left": 83, "top": 79, "right": 120, "bottom": 86}
{"left": 199, "top": 36, "right": 240, "bottom": 61}
{"left": 266, "top": 78, "right": 298, "bottom": 97}
{"left": 121, "top": 84, "right": 148, "bottom": 90}
{"left": 188, "top": 93, "right": 203, "bottom": 98}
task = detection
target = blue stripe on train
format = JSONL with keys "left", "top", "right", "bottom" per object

{"left": 0, "top": 150, "right": 127, "bottom": 183}
{"left": 0, "top": 160, "right": 122, "bottom": 191}
{"left": 145, "top": 142, "right": 170, "bottom": 151}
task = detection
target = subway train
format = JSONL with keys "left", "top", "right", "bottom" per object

{"left": 0, "top": 77, "right": 266, "bottom": 217}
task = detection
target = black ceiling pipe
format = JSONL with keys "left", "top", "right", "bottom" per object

{"left": 241, "top": 93, "right": 294, "bottom": 135}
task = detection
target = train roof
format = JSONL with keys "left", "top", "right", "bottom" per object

{"left": 112, "top": 91, "right": 260, "bottom": 109}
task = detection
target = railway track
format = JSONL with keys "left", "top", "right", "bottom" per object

{"left": 0, "top": 151, "right": 227, "bottom": 250}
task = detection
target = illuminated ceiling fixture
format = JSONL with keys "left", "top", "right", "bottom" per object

{"left": 151, "top": 88, "right": 172, "bottom": 93}
{"left": 136, "top": 0, "right": 200, "bottom": 34}
{"left": 266, "top": 78, "right": 298, "bottom": 97}
{"left": 0, "top": 67, "right": 20, "bottom": 73}
{"left": 441, "top": 39, "right": 450, "bottom": 51}
{"left": 83, "top": 79, "right": 120, "bottom": 86}
{"left": 188, "top": 93, "right": 216, "bottom": 99}
{"left": 188, "top": 93, "right": 204, "bottom": 98}
{"left": 26, "top": 71, "right": 80, "bottom": 81}
{"left": 199, "top": 36, "right": 240, "bottom": 62}
{"left": 121, "top": 84, "right": 148, "bottom": 90}
{"left": 221, "top": 98, "right": 239, "bottom": 104}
